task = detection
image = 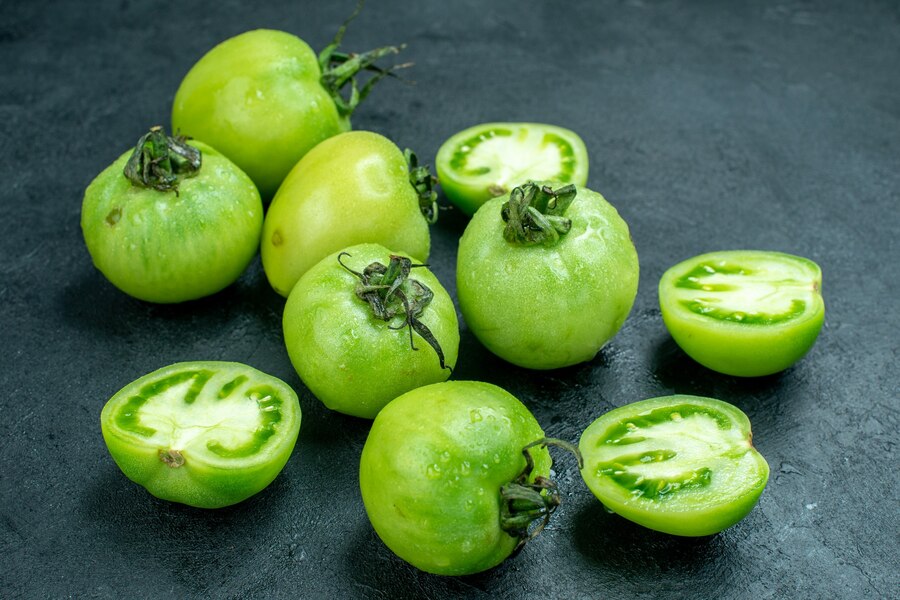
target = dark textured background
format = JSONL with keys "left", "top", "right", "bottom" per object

{"left": 2, "top": 1, "right": 898, "bottom": 598}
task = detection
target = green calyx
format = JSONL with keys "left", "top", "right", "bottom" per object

{"left": 500, "top": 437, "right": 583, "bottom": 553}
{"left": 405, "top": 149, "right": 439, "bottom": 224}
{"left": 501, "top": 182, "right": 577, "bottom": 246}
{"left": 318, "top": 0, "right": 410, "bottom": 121}
{"left": 123, "top": 126, "right": 201, "bottom": 194}
{"left": 337, "top": 252, "right": 451, "bottom": 372}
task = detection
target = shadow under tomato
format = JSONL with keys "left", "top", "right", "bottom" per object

{"left": 571, "top": 500, "right": 725, "bottom": 575}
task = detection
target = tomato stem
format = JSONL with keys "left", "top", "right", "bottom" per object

{"left": 405, "top": 149, "right": 439, "bottom": 224}
{"left": 123, "top": 126, "right": 201, "bottom": 195}
{"left": 337, "top": 252, "right": 451, "bottom": 373}
{"left": 501, "top": 182, "right": 577, "bottom": 246}
{"left": 499, "top": 437, "right": 583, "bottom": 553}
{"left": 318, "top": 0, "right": 411, "bottom": 122}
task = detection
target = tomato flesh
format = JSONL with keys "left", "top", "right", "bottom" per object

{"left": 359, "top": 381, "right": 551, "bottom": 575}
{"left": 580, "top": 395, "right": 769, "bottom": 536}
{"left": 436, "top": 123, "right": 589, "bottom": 215}
{"left": 659, "top": 250, "right": 825, "bottom": 376}
{"left": 100, "top": 362, "right": 301, "bottom": 508}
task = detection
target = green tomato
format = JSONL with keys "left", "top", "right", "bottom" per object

{"left": 81, "top": 129, "right": 262, "bottom": 304}
{"left": 659, "top": 250, "right": 825, "bottom": 377}
{"left": 359, "top": 380, "right": 553, "bottom": 576}
{"left": 457, "top": 182, "right": 639, "bottom": 369}
{"left": 100, "top": 361, "right": 302, "bottom": 509}
{"left": 283, "top": 243, "right": 458, "bottom": 419}
{"left": 171, "top": 22, "right": 403, "bottom": 199}
{"left": 579, "top": 395, "right": 769, "bottom": 536}
{"left": 262, "top": 131, "right": 431, "bottom": 297}
{"left": 436, "top": 122, "right": 589, "bottom": 215}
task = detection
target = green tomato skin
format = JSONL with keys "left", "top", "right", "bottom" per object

{"left": 81, "top": 141, "right": 263, "bottom": 303}
{"left": 579, "top": 395, "right": 769, "bottom": 537}
{"left": 100, "top": 362, "right": 302, "bottom": 509}
{"left": 359, "top": 381, "right": 551, "bottom": 575}
{"left": 435, "top": 122, "right": 590, "bottom": 216}
{"left": 172, "top": 29, "right": 347, "bottom": 199}
{"left": 262, "top": 131, "right": 431, "bottom": 297}
{"left": 282, "top": 243, "right": 458, "bottom": 419}
{"left": 456, "top": 184, "right": 639, "bottom": 369}
{"left": 659, "top": 251, "right": 825, "bottom": 377}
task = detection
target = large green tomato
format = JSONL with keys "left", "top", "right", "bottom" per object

{"left": 579, "top": 395, "right": 769, "bottom": 536}
{"left": 81, "top": 128, "right": 262, "bottom": 303}
{"left": 262, "top": 131, "right": 431, "bottom": 297}
{"left": 101, "top": 361, "right": 302, "bottom": 509}
{"left": 457, "top": 182, "right": 639, "bottom": 369}
{"left": 283, "top": 243, "right": 458, "bottom": 419}
{"left": 659, "top": 250, "right": 825, "bottom": 376}
{"left": 359, "top": 381, "right": 554, "bottom": 576}
{"left": 172, "top": 23, "right": 403, "bottom": 199}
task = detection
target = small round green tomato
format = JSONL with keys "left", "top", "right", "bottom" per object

{"left": 81, "top": 133, "right": 262, "bottom": 304}
{"left": 100, "top": 361, "right": 302, "bottom": 509}
{"left": 172, "top": 29, "right": 346, "bottom": 200}
{"left": 457, "top": 182, "right": 639, "bottom": 369}
{"left": 436, "top": 122, "right": 589, "bottom": 216}
{"left": 579, "top": 395, "right": 769, "bottom": 536}
{"left": 659, "top": 250, "right": 825, "bottom": 376}
{"left": 283, "top": 243, "right": 458, "bottom": 419}
{"left": 359, "top": 381, "right": 552, "bottom": 576}
{"left": 262, "top": 131, "right": 431, "bottom": 296}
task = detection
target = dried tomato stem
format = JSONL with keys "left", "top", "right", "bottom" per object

{"left": 499, "top": 437, "right": 583, "bottom": 554}
{"left": 501, "top": 182, "right": 577, "bottom": 246}
{"left": 123, "top": 126, "right": 201, "bottom": 194}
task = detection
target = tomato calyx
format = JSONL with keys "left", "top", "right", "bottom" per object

{"left": 318, "top": 0, "right": 411, "bottom": 122}
{"left": 500, "top": 437, "right": 583, "bottom": 553}
{"left": 501, "top": 182, "right": 577, "bottom": 246}
{"left": 123, "top": 126, "right": 201, "bottom": 195}
{"left": 404, "top": 149, "right": 439, "bottom": 225}
{"left": 337, "top": 252, "right": 451, "bottom": 373}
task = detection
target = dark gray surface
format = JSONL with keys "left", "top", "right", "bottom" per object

{"left": 2, "top": 0, "right": 898, "bottom": 598}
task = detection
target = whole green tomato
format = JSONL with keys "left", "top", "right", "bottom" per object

{"left": 101, "top": 361, "right": 302, "bottom": 509}
{"left": 659, "top": 250, "right": 825, "bottom": 376}
{"left": 283, "top": 243, "right": 458, "bottom": 419}
{"left": 171, "top": 16, "right": 404, "bottom": 199}
{"left": 457, "top": 182, "right": 639, "bottom": 369}
{"left": 262, "top": 131, "right": 433, "bottom": 297}
{"left": 360, "top": 381, "right": 574, "bottom": 576}
{"left": 81, "top": 127, "right": 262, "bottom": 303}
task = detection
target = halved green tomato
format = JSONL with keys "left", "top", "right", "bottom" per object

{"left": 659, "top": 250, "right": 825, "bottom": 377}
{"left": 100, "top": 362, "right": 301, "bottom": 508}
{"left": 435, "top": 122, "right": 589, "bottom": 215}
{"left": 579, "top": 395, "right": 769, "bottom": 536}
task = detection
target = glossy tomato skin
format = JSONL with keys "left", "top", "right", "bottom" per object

{"left": 436, "top": 122, "right": 589, "bottom": 216}
{"left": 579, "top": 395, "right": 769, "bottom": 536}
{"left": 172, "top": 29, "right": 347, "bottom": 199}
{"left": 100, "top": 362, "right": 302, "bottom": 509}
{"left": 659, "top": 250, "right": 825, "bottom": 376}
{"left": 359, "top": 381, "right": 551, "bottom": 575}
{"left": 283, "top": 244, "right": 458, "bottom": 419}
{"left": 81, "top": 141, "right": 263, "bottom": 303}
{"left": 456, "top": 184, "right": 639, "bottom": 369}
{"left": 262, "top": 131, "right": 430, "bottom": 297}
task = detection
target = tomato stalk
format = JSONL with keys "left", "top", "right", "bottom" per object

{"left": 318, "top": 0, "right": 411, "bottom": 124}
{"left": 405, "top": 149, "right": 439, "bottom": 224}
{"left": 500, "top": 437, "right": 583, "bottom": 553}
{"left": 337, "top": 252, "right": 451, "bottom": 372}
{"left": 501, "top": 182, "right": 577, "bottom": 246}
{"left": 123, "top": 126, "right": 201, "bottom": 195}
